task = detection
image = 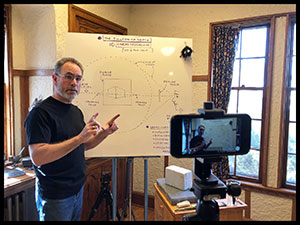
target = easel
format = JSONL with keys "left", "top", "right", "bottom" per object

{"left": 111, "top": 156, "right": 159, "bottom": 221}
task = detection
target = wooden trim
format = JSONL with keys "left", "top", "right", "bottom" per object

{"left": 291, "top": 198, "right": 296, "bottom": 221}
{"left": 277, "top": 15, "right": 290, "bottom": 189}
{"left": 12, "top": 69, "right": 54, "bottom": 77}
{"left": 4, "top": 4, "right": 15, "bottom": 157}
{"left": 10, "top": 68, "right": 53, "bottom": 157}
{"left": 244, "top": 190, "right": 251, "bottom": 219}
{"left": 207, "top": 23, "right": 213, "bottom": 101}
{"left": 163, "top": 156, "right": 168, "bottom": 177}
{"left": 260, "top": 16, "right": 275, "bottom": 186}
{"left": 277, "top": 15, "right": 295, "bottom": 190}
{"left": 19, "top": 76, "right": 30, "bottom": 157}
{"left": 132, "top": 191, "right": 154, "bottom": 209}
{"left": 68, "top": 4, "right": 127, "bottom": 35}
{"left": 192, "top": 75, "right": 208, "bottom": 81}
{"left": 241, "top": 181, "right": 296, "bottom": 199}
{"left": 210, "top": 12, "right": 296, "bottom": 27}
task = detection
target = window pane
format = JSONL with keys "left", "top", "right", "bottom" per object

{"left": 236, "top": 149, "right": 259, "bottom": 178}
{"left": 240, "top": 58, "right": 265, "bottom": 87}
{"left": 241, "top": 27, "right": 267, "bottom": 58}
{"left": 238, "top": 90, "right": 263, "bottom": 119}
{"left": 291, "top": 57, "right": 296, "bottom": 88}
{"left": 227, "top": 90, "right": 237, "bottom": 113}
{"left": 292, "top": 24, "right": 296, "bottom": 56}
{"left": 251, "top": 120, "right": 261, "bottom": 149}
{"left": 286, "top": 154, "right": 296, "bottom": 185}
{"left": 288, "top": 122, "right": 296, "bottom": 154}
{"left": 228, "top": 155, "right": 234, "bottom": 175}
{"left": 289, "top": 90, "right": 296, "bottom": 122}
{"left": 232, "top": 59, "right": 240, "bottom": 87}
{"left": 235, "top": 33, "right": 241, "bottom": 58}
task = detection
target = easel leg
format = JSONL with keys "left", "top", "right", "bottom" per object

{"left": 128, "top": 158, "right": 133, "bottom": 221}
{"left": 120, "top": 157, "right": 136, "bottom": 221}
{"left": 144, "top": 158, "right": 148, "bottom": 221}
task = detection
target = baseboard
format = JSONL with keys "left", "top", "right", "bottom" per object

{"left": 132, "top": 191, "right": 154, "bottom": 209}
{"left": 243, "top": 217, "right": 254, "bottom": 221}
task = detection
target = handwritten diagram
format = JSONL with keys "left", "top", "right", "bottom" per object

{"left": 67, "top": 33, "right": 192, "bottom": 157}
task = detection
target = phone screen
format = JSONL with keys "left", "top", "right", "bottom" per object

{"left": 170, "top": 114, "right": 251, "bottom": 158}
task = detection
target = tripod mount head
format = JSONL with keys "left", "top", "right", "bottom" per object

{"left": 101, "top": 171, "right": 111, "bottom": 185}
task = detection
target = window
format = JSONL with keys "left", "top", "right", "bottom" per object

{"left": 282, "top": 21, "right": 296, "bottom": 188}
{"left": 228, "top": 25, "right": 270, "bottom": 181}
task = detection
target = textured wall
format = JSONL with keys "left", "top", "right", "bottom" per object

{"left": 251, "top": 192, "right": 292, "bottom": 220}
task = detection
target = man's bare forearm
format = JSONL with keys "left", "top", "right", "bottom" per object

{"left": 29, "top": 135, "right": 83, "bottom": 167}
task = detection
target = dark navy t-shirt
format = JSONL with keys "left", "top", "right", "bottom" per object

{"left": 190, "top": 136, "right": 204, "bottom": 149}
{"left": 24, "top": 96, "right": 86, "bottom": 199}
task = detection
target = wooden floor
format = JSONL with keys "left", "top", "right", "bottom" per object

{"left": 118, "top": 203, "right": 155, "bottom": 221}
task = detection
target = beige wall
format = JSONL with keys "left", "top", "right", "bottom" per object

{"left": 12, "top": 4, "right": 55, "bottom": 153}
{"left": 11, "top": 4, "right": 295, "bottom": 221}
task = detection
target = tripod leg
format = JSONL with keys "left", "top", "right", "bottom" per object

{"left": 105, "top": 193, "right": 111, "bottom": 220}
{"left": 131, "top": 208, "right": 136, "bottom": 221}
{"left": 88, "top": 189, "right": 105, "bottom": 221}
{"left": 120, "top": 199, "right": 128, "bottom": 220}
{"left": 106, "top": 189, "right": 121, "bottom": 221}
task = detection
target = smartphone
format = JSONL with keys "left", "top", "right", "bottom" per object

{"left": 170, "top": 113, "right": 251, "bottom": 158}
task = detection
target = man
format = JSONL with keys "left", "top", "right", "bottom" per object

{"left": 189, "top": 125, "right": 212, "bottom": 154}
{"left": 24, "top": 57, "right": 120, "bottom": 221}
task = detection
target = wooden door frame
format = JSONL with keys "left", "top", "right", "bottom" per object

{"left": 68, "top": 4, "right": 127, "bottom": 34}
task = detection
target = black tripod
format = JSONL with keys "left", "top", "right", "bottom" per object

{"left": 88, "top": 171, "right": 121, "bottom": 221}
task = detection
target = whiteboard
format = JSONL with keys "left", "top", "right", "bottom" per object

{"left": 66, "top": 33, "right": 192, "bottom": 157}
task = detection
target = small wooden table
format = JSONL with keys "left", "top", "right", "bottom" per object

{"left": 154, "top": 183, "right": 247, "bottom": 221}
{"left": 4, "top": 166, "right": 36, "bottom": 198}
{"left": 4, "top": 166, "right": 36, "bottom": 220}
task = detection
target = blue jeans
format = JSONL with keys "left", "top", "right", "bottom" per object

{"left": 35, "top": 183, "right": 84, "bottom": 221}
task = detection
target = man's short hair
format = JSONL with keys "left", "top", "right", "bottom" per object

{"left": 54, "top": 57, "right": 84, "bottom": 75}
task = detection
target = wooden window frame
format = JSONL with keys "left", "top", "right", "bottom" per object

{"left": 278, "top": 13, "right": 296, "bottom": 190}
{"left": 207, "top": 12, "right": 300, "bottom": 186}
{"left": 207, "top": 13, "right": 296, "bottom": 219}
{"left": 229, "top": 23, "right": 271, "bottom": 184}
{"left": 208, "top": 16, "right": 275, "bottom": 185}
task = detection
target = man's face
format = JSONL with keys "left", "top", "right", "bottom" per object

{"left": 198, "top": 126, "right": 205, "bottom": 136}
{"left": 53, "top": 62, "right": 83, "bottom": 103}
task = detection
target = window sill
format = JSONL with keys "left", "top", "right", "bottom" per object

{"left": 239, "top": 180, "right": 296, "bottom": 199}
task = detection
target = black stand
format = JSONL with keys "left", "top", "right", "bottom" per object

{"left": 183, "top": 102, "right": 243, "bottom": 221}
{"left": 88, "top": 171, "right": 121, "bottom": 221}
{"left": 120, "top": 158, "right": 136, "bottom": 221}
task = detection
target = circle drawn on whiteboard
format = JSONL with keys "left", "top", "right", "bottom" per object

{"left": 76, "top": 56, "right": 153, "bottom": 134}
